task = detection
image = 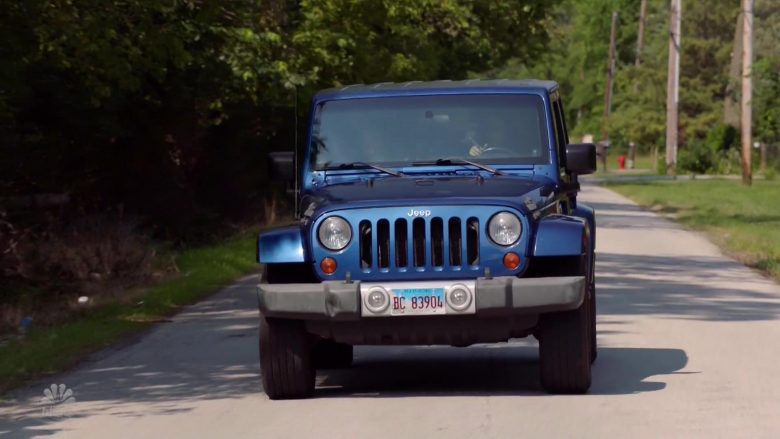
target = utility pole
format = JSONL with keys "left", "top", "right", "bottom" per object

{"left": 602, "top": 11, "right": 619, "bottom": 140}
{"left": 665, "top": 0, "right": 681, "bottom": 176}
{"left": 599, "top": 11, "right": 619, "bottom": 172}
{"left": 724, "top": 11, "right": 743, "bottom": 128}
{"left": 741, "top": 0, "right": 753, "bottom": 186}
{"left": 629, "top": 0, "right": 648, "bottom": 169}
{"left": 636, "top": 0, "right": 648, "bottom": 67}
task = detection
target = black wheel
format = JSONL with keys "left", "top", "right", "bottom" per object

{"left": 313, "top": 340, "right": 353, "bottom": 369}
{"left": 589, "top": 251, "right": 597, "bottom": 364}
{"left": 259, "top": 263, "right": 319, "bottom": 399}
{"left": 538, "top": 241, "right": 593, "bottom": 394}
{"left": 538, "top": 291, "right": 592, "bottom": 394}
{"left": 590, "top": 281, "right": 597, "bottom": 363}
{"left": 259, "top": 316, "right": 315, "bottom": 400}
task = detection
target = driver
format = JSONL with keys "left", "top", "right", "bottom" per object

{"left": 465, "top": 128, "right": 488, "bottom": 157}
{"left": 464, "top": 114, "right": 525, "bottom": 158}
{"left": 464, "top": 116, "right": 517, "bottom": 158}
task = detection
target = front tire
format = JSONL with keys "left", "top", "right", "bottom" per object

{"left": 538, "top": 292, "right": 592, "bottom": 394}
{"left": 590, "top": 280, "right": 597, "bottom": 363}
{"left": 259, "top": 316, "right": 315, "bottom": 400}
{"left": 589, "top": 250, "right": 597, "bottom": 363}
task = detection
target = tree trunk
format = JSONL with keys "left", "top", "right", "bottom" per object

{"left": 635, "top": 0, "right": 647, "bottom": 67}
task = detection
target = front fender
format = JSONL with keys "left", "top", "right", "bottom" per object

{"left": 257, "top": 226, "right": 308, "bottom": 264}
{"left": 532, "top": 215, "right": 587, "bottom": 257}
{"left": 573, "top": 203, "right": 596, "bottom": 251}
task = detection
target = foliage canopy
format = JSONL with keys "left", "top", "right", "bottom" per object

{"left": 1, "top": 0, "right": 558, "bottom": 235}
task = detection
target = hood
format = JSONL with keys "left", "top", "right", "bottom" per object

{"left": 302, "top": 175, "right": 558, "bottom": 215}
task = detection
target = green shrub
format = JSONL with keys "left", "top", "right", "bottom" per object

{"left": 678, "top": 141, "right": 717, "bottom": 174}
{"left": 714, "top": 148, "right": 743, "bottom": 175}
{"left": 672, "top": 123, "right": 745, "bottom": 175}
{"left": 657, "top": 155, "right": 667, "bottom": 175}
{"left": 706, "top": 124, "right": 739, "bottom": 152}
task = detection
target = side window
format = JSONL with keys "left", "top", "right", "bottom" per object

{"left": 551, "top": 99, "right": 567, "bottom": 169}
{"left": 550, "top": 100, "right": 562, "bottom": 154}
{"left": 557, "top": 99, "right": 570, "bottom": 145}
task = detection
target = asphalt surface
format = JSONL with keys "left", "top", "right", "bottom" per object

{"left": 3, "top": 184, "right": 780, "bottom": 438}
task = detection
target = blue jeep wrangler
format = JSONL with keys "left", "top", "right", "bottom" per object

{"left": 257, "top": 80, "right": 597, "bottom": 399}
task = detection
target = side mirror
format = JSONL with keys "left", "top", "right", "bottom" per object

{"left": 565, "top": 143, "right": 597, "bottom": 175}
{"left": 268, "top": 151, "right": 295, "bottom": 182}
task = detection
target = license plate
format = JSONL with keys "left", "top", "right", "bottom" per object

{"left": 390, "top": 288, "right": 445, "bottom": 315}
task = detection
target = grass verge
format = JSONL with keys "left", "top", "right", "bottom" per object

{"left": 592, "top": 153, "right": 657, "bottom": 177}
{"left": 0, "top": 233, "right": 259, "bottom": 395}
{"left": 605, "top": 179, "right": 780, "bottom": 281}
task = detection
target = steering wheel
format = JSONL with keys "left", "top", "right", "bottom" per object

{"left": 463, "top": 133, "right": 515, "bottom": 157}
{"left": 475, "top": 146, "right": 515, "bottom": 156}
{"left": 468, "top": 144, "right": 515, "bottom": 157}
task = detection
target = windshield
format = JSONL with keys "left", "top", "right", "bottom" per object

{"left": 310, "top": 94, "right": 550, "bottom": 170}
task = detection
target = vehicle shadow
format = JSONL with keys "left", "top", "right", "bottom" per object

{"left": 316, "top": 344, "right": 688, "bottom": 398}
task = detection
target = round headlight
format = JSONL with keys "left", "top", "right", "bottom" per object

{"left": 318, "top": 216, "right": 352, "bottom": 251}
{"left": 488, "top": 212, "right": 522, "bottom": 246}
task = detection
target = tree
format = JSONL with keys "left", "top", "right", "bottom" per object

{"left": 753, "top": 0, "right": 780, "bottom": 151}
{"left": 293, "top": 0, "right": 556, "bottom": 89}
{"left": 1, "top": 0, "right": 560, "bottom": 237}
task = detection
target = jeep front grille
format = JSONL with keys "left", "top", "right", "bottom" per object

{"left": 359, "top": 216, "right": 480, "bottom": 271}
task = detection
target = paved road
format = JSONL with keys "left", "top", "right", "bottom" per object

{"left": 4, "top": 184, "right": 780, "bottom": 438}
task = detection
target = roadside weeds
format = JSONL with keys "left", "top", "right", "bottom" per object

{"left": 0, "top": 233, "right": 260, "bottom": 395}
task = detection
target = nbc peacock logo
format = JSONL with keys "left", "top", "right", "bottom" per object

{"left": 39, "top": 384, "right": 76, "bottom": 417}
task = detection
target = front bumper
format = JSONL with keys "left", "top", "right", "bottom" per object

{"left": 257, "top": 276, "right": 585, "bottom": 320}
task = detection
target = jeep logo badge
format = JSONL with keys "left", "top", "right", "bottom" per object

{"left": 407, "top": 209, "right": 432, "bottom": 217}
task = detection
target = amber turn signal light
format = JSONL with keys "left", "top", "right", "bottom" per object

{"left": 503, "top": 252, "right": 521, "bottom": 270}
{"left": 321, "top": 257, "right": 337, "bottom": 275}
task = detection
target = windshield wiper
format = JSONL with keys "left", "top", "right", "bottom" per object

{"left": 326, "top": 162, "right": 404, "bottom": 177}
{"left": 412, "top": 158, "right": 505, "bottom": 176}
